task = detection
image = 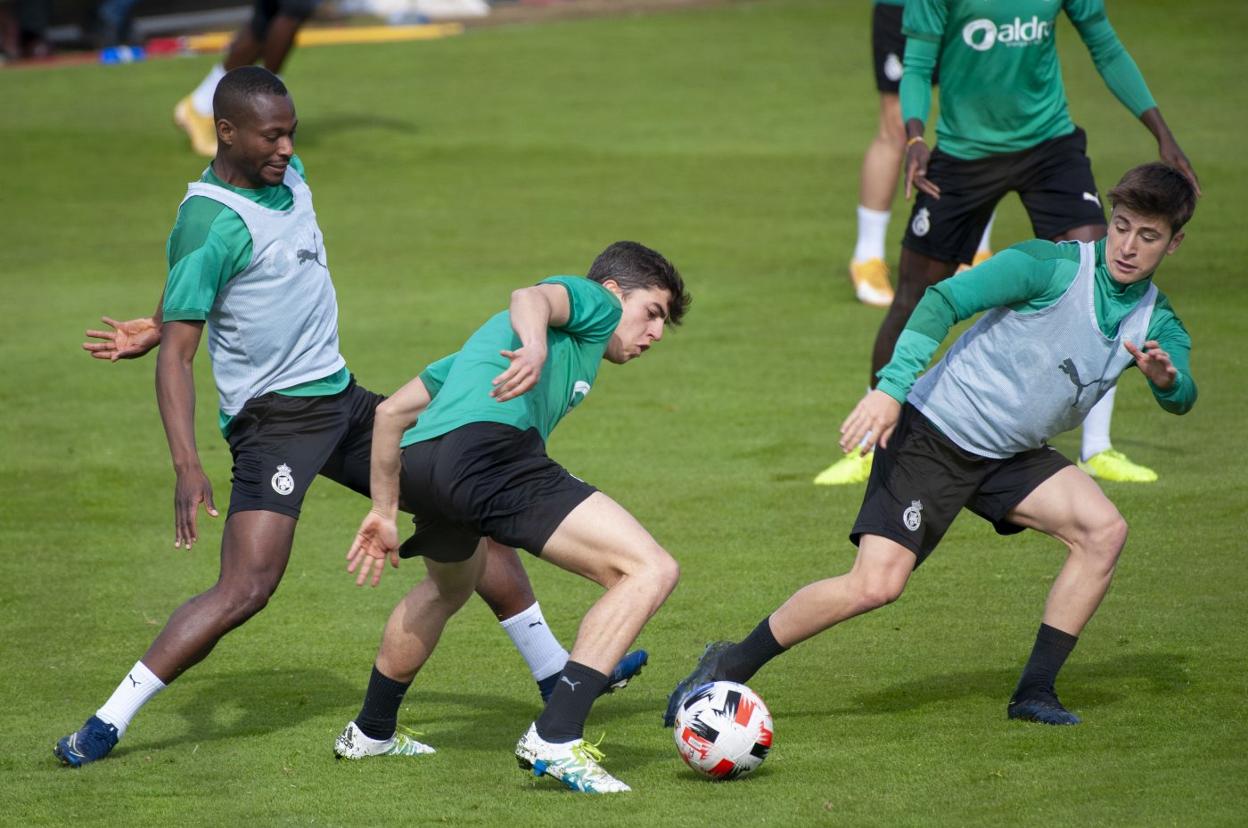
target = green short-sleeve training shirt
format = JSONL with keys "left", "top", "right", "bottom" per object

{"left": 401, "top": 276, "right": 622, "bottom": 446}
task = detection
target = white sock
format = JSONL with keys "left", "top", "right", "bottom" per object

{"left": 500, "top": 602, "right": 569, "bottom": 682}
{"left": 1081, "top": 385, "right": 1116, "bottom": 461}
{"left": 191, "top": 64, "right": 226, "bottom": 117}
{"left": 853, "top": 205, "right": 891, "bottom": 263}
{"left": 977, "top": 211, "right": 996, "bottom": 254}
{"left": 95, "top": 661, "right": 166, "bottom": 738}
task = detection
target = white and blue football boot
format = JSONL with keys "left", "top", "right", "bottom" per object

{"left": 515, "top": 723, "right": 630, "bottom": 794}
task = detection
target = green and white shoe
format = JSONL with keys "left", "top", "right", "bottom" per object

{"left": 515, "top": 723, "right": 630, "bottom": 793}
{"left": 334, "top": 721, "right": 435, "bottom": 759}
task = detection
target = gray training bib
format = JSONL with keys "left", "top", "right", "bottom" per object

{"left": 910, "top": 241, "right": 1157, "bottom": 459}
{"left": 181, "top": 166, "right": 345, "bottom": 415}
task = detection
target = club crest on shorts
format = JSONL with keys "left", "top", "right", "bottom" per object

{"left": 903, "top": 499, "right": 923, "bottom": 531}
{"left": 911, "top": 207, "right": 931, "bottom": 238}
{"left": 883, "top": 52, "right": 903, "bottom": 82}
{"left": 271, "top": 463, "right": 295, "bottom": 496}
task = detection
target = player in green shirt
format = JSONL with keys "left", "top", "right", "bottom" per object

{"left": 848, "top": 0, "right": 995, "bottom": 309}
{"left": 59, "top": 69, "right": 646, "bottom": 769}
{"left": 334, "top": 242, "right": 690, "bottom": 794}
{"left": 667, "top": 162, "right": 1197, "bottom": 729}
{"left": 819, "top": 0, "right": 1199, "bottom": 486}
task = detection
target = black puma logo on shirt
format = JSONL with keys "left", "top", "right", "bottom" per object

{"left": 1059, "top": 358, "right": 1098, "bottom": 407}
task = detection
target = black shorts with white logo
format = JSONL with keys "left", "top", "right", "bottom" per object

{"left": 396, "top": 421, "right": 598, "bottom": 564}
{"left": 902, "top": 127, "right": 1106, "bottom": 264}
{"left": 849, "top": 403, "right": 1073, "bottom": 567}
{"left": 872, "top": 4, "right": 938, "bottom": 94}
{"left": 224, "top": 378, "right": 382, "bottom": 519}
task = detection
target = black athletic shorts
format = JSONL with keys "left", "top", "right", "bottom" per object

{"left": 224, "top": 377, "right": 382, "bottom": 519}
{"left": 251, "top": 0, "right": 320, "bottom": 38}
{"left": 396, "top": 421, "right": 598, "bottom": 564}
{"left": 872, "top": 4, "right": 937, "bottom": 93}
{"left": 849, "top": 403, "right": 1073, "bottom": 567}
{"left": 902, "top": 127, "right": 1107, "bottom": 264}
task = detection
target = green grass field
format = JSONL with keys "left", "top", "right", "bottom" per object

{"left": 2, "top": 0, "right": 1246, "bottom": 823}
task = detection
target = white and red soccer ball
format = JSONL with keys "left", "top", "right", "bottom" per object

{"left": 673, "top": 680, "right": 773, "bottom": 780}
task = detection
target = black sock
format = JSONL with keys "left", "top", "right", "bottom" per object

{"left": 720, "top": 616, "right": 788, "bottom": 684}
{"left": 355, "top": 665, "right": 412, "bottom": 740}
{"left": 535, "top": 661, "right": 608, "bottom": 743}
{"left": 1013, "top": 623, "right": 1078, "bottom": 700}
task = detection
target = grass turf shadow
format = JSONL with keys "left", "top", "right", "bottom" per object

{"left": 114, "top": 667, "right": 358, "bottom": 756}
{"left": 400, "top": 688, "right": 673, "bottom": 773}
{"left": 806, "top": 651, "right": 1190, "bottom": 718}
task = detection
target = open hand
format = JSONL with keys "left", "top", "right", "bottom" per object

{"left": 346, "top": 510, "right": 400, "bottom": 587}
{"left": 1124, "top": 339, "right": 1177, "bottom": 390}
{"left": 839, "top": 389, "right": 902, "bottom": 454}
{"left": 491, "top": 345, "right": 546, "bottom": 402}
{"left": 83, "top": 316, "right": 161, "bottom": 361}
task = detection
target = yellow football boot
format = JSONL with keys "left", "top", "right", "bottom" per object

{"left": 174, "top": 96, "right": 218, "bottom": 158}
{"left": 814, "top": 451, "right": 874, "bottom": 486}
{"left": 849, "top": 258, "right": 894, "bottom": 307}
{"left": 1078, "top": 449, "right": 1158, "bottom": 483}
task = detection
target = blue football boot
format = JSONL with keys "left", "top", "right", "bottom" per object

{"left": 55, "top": 716, "right": 120, "bottom": 767}
{"left": 1007, "top": 691, "right": 1082, "bottom": 725}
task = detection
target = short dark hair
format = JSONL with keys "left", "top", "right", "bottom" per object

{"left": 213, "top": 66, "right": 289, "bottom": 123}
{"left": 1107, "top": 162, "right": 1197, "bottom": 234}
{"left": 587, "top": 241, "right": 690, "bottom": 325}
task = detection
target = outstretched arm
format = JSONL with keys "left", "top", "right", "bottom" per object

{"left": 1073, "top": 11, "right": 1200, "bottom": 194}
{"left": 842, "top": 244, "right": 1068, "bottom": 454}
{"left": 82, "top": 294, "right": 165, "bottom": 361}
{"left": 490, "top": 282, "right": 571, "bottom": 402}
{"left": 346, "top": 375, "right": 432, "bottom": 587}
{"left": 1133, "top": 297, "right": 1197, "bottom": 414}
{"left": 155, "top": 320, "right": 218, "bottom": 549}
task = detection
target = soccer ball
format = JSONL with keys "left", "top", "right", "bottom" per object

{"left": 672, "top": 680, "right": 773, "bottom": 780}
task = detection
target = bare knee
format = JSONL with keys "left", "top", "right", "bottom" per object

{"left": 1079, "top": 513, "right": 1128, "bottom": 567}
{"left": 428, "top": 568, "right": 480, "bottom": 611}
{"left": 850, "top": 569, "right": 908, "bottom": 612}
{"left": 601, "top": 545, "right": 680, "bottom": 598}
{"left": 215, "top": 579, "right": 278, "bottom": 627}
{"left": 877, "top": 94, "right": 904, "bottom": 149}
{"left": 877, "top": 121, "right": 905, "bottom": 154}
{"left": 649, "top": 548, "right": 681, "bottom": 599}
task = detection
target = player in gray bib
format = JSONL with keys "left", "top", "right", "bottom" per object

{"left": 666, "top": 162, "right": 1197, "bottom": 729}
{"left": 181, "top": 165, "right": 344, "bottom": 417}
{"left": 909, "top": 240, "right": 1156, "bottom": 459}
